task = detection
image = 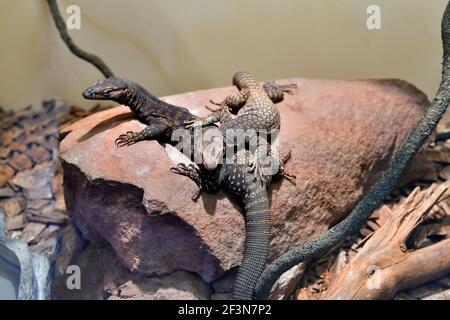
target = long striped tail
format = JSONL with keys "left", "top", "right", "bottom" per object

{"left": 232, "top": 184, "right": 271, "bottom": 300}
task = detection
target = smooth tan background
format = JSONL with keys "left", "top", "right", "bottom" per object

{"left": 0, "top": 0, "right": 447, "bottom": 110}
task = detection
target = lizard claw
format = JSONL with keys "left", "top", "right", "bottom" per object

{"left": 209, "top": 99, "right": 223, "bottom": 107}
{"left": 280, "top": 169, "right": 296, "bottom": 185}
{"left": 184, "top": 119, "right": 203, "bottom": 129}
{"left": 281, "top": 150, "right": 292, "bottom": 164}
{"left": 115, "top": 131, "right": 139, "bottom": 147}
{"left": 170, "top": 163, "right": 203, "bottom": 201}
{"left": 247, "top": 158, "right": 265, "bottom": 183}
{"left": 279, "top": 150, "right": 296, "bottom": 185}
{"left": 205, "top": 103, "right": 224, "bottom": 113}
{"left": 170, "top": 163, "right": 200, "bottom": 178}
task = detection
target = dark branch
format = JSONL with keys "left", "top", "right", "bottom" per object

{"left": 255, "top": 1, "right": 450, "bottom": 299}
{"left": 46, "top": 0, "right": 115, "bottom": 78}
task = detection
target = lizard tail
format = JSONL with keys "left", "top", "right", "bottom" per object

{"left": 232, "top": 185, "right": 271, "bottom": 300}
{"left": 232, "top": 71, "right": 259, "bottom": 89}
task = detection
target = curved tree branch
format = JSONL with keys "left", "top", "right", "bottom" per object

{"left": 46, "top": 0, "right": 115, "bottom": 78}
{"left": 255, "top": 1, "right": 450, "bottom": 299}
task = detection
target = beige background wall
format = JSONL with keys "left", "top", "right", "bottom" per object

{"left": 0, "top": 0, "right": 447, "bottom": 110}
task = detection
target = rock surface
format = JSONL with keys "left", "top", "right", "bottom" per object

{"left": 52, "top": 225, "right": 212, "bottom": 300}
{"left": 60, "top": 77, "right": 429, "bottom": 288}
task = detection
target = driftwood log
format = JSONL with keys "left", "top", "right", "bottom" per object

{"left": 319, "top": 182, "right": 450, "bottom": 299}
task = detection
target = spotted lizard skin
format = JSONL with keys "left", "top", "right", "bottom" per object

{"left": 222, "top": 71, "right": 281, "bottom": 131}
{"left": 170, "top": 150, "right": 289, "bottom": 300}
{"left": 82, "top": 76, "right": 294, "bottom": 300}
{"left": 83, "top": 77, "right": 292, "bottom": 148}
{"left": 187, "top": 72, "right": 294, "bottom": 171}
{"left": 191, "top": 72, "right": 283, "bottom": 132}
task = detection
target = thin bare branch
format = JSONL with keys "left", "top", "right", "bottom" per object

{"left": 46, "top": 0, "right": 114, "bottom": 78}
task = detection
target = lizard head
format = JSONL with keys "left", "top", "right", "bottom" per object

{"left": 202, "top": 135, "right": 224, "bottom": 171}
{"left": 82, "top": 77, "right": 130, "bottom": 103}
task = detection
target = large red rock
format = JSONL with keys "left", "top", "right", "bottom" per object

{"left": 60, "top": 78, "right": 429, "bottom": 286}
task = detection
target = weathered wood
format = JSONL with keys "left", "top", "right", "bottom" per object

{"left": 322, "top": 182, "right": 450, "bottom": 300}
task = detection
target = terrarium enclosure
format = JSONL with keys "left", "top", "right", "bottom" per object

{"left": 0, "top": 0, "right": 449, "bottom": 303}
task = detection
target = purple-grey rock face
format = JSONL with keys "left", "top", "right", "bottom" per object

{"left": 59, "top": 78, "right": 429, "bottom": 289}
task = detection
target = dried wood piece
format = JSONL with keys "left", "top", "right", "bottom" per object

{"left": 44, "top": 103, "right": 69, "bottom": 126}
{"left": 8, "top": 142, "right": 28, "bottom": 153}
{"left": 296, "top": 249, "right": 348, "bottom": 301}
{"left": 1, "top": 127, "right": 23, "bottom": 147}
{"left": 0, "top": 186, "right": 15, "bottom": 198}
{"left": 428, "top": 200, "right": 450, "bottom": 220}
{"left": 24, "top": 186, "right": 53, "bottom": 200}
{"left": 355, "top": 206, "right": 392, "bottom": 240}
{"left": 428, "top": 220, "right": 450, "bottom": 236}
{"left": 26, "top": 199, "right": 50, "bottom": 211}
{"left": 322, "top": 182, "right": 450, "bottom": 300}
{"left": 8, "top": 182, "right": 21, "bottom": 193}
{"left": 39, "top": 126, "right": 59, "bottom": 139}
{"left": 51, "top": 171, "right": 63, "bottom": 194}
{"left": 268, "top": 263, "right": 306, "bottom": 300}
{"left": 5, "top": 214, "right": 25, "bottom": 231}
{"left": 42, "top": 136, "right": 59, "bottom": 152}
{"left": 19, "top": 222, "right": 46, "bottom": 244}
{"left": 8, "top": 154, "right": 33, "bottom": 171}
{"left": 0, "top": 164, "right": 14, "bottom": 187}
{"left": 14, "top": 105, "right": 34, "bottom": 120}
{"left": 325, "top": 250, "right": 348, "bottom": 287}
{"left": 401, "top": 144, "right": 450, "bottom": 186}
{"left": 401, "top": 157, "right": 440, "bottom": 186}
{"left": 405, "top": 216, "right": 449, "bottom": 249}
{"left": 54, "top": 191, "right": 66, "bottom": 212}
{"left": 25, "top": 205, "right": 68, "bottom": 225}
{"left": 0, "top": 148, "right": 10, "bottom": 159}
{"left": 359, "top": 227, "right": 372, "bottom": 237}
{"left": 0, "top": 118, "right": 14, "bottom": 131}
{"left": 11, "top": 162, "right": 55, "bottom": 189}
{"left": 426, "top": 147, "right": 450, "bottom": 164}
{"left": 0, "top": 196, "right": 26, "bottom": 217}
{"left": 26, "top": 145, "right": 52, "bottom": 164}
{"left": 24, "top": 135, "right": 46, "bottom": 147}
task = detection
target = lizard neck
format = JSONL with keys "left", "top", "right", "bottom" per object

{"left": 116, "top": 81, "right": 168, "bottom": 123}
{"left": 117, "top": 80, "right": 194, "bottom": 125}
{"left": 120, "top": 82, "right": 154, "bottom": 114}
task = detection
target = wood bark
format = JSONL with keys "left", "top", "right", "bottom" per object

{"left": 322, "top": 182, "right": 450, "bottom": 300}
